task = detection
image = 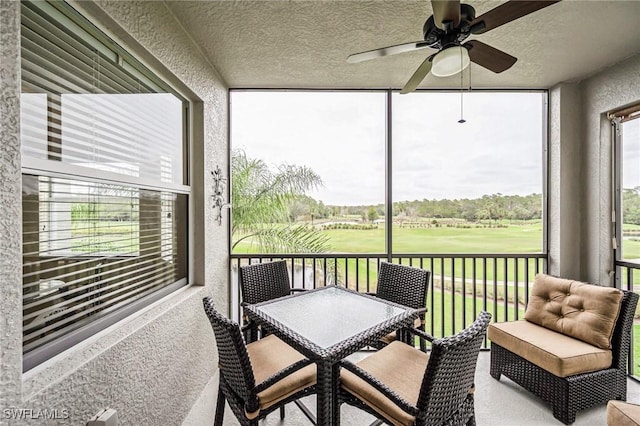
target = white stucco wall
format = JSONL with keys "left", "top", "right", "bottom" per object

{"left": 0, "top": 1, "right": 228, "bottom": 424}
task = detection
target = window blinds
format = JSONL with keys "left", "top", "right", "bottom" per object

{"left": 20, "top": 1, "right": 188, "bottom": 370}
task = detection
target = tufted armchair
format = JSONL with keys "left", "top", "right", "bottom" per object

{"left": 488, "top": 274, "right": 639, "bottom": 424}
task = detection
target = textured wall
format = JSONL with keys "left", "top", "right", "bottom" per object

{"left": 0, "top": 0, "right": 23, "bottom": 414}
{"left": 580, "top": 54, "right": 640, "bottom": 285}
{"left": 0, "top": 0, "right": 229, "bottom": 424}
{"left": 549, "top": 54, "right": 640, "bottom": 285}
{"left": 22, "top": 291, "right": 216, "bottom": 425}
{"left": 548, "top": 83, "right": 582, "bottom": 279}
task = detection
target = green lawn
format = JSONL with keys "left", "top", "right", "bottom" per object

{"left": 235, "top": 220, "right": 640, "bottom": 285}
{"left": 72, "top": 220, "right": 139, "bottom": 253}
{"left": 323, "top": 222, "right": 544, "bottom": 254}
{"left": 234, "top": 219, "right": 640, "bottom": 259}
{"left": 424, "top": 289, "right": 526, "bottom": 340}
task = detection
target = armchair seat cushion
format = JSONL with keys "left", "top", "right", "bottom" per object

{"left": 341, "top": 341, "right": 429, "bottom": 426}
{"left": 488, "top": 320, "right": 612, "bottom": 378}
{"left": 607, "top": 401, "right": 640, "bottom": 426}
{"left": 247, "top": 334, "right": 316, "bottom": 410}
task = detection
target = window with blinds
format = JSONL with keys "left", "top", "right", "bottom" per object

{"left": 20, "top": 0, "right": 189, "bottom": 370}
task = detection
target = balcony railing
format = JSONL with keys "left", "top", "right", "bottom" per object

{"left": 230, "top": 253, "right": 548, "bottom": 349}
{"left": 231, "top": 254, "right": 640, "bottom": 378}
{"left": 617, "top": 260, "right": 640, "bottom": 377}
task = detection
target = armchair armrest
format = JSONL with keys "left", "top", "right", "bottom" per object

{"left": 406, "top": 326, "right": 436, "bottom": 343}
{"left": 411, "top": 307, "right": 428, "bottom": 326}
{"left": 340, "top": 360, "right": 419, "bottom": 416}
{"left": 253, "top": 358, "right": 315, "bottom": 394}
{"left": 240, "top": 322, "right": 254, "bottom": 334}
{"left": 414, "top": 307, "right": 428, "bottom": 316}
{"left": 405, "top": 322, "right": 435, "bottom": 352}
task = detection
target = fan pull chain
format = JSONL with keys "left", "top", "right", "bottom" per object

{"left": 468, "top": 53, "right": 472, "bottom": 91}
{"left": 458, "top": 48, "right": 466, "bottom": 124}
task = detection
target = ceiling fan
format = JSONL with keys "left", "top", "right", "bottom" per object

{"left": 347, "top": 0, "right": 561, "bottom": 94}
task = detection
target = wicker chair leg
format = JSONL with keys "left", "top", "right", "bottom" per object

{"left": 554, "top": 378, "right": 575, "bottom": 424}
{"left": 489, "top": 357, "right": 501, "bottom": 380}
{"left": 552, "top": 405, "right": 575, "bottom": 425}
{"left": 280, "top": 406, "right": 285, "bottom": 420}
{"left": 466, "top": 415, "right": 476, "bottom": 426}
{"left": 214, "top": 385, "right": 226, "bottom": 426}
{"left": 418, "top": 325, "right": 427, "bottom": 351}
{"left": 419, "top": 336, "right": 426, "bottom": 352}
{"left": 250, "top": 324, "right": 259, "bottom": 343}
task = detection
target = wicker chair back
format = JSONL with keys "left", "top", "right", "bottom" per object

{"left": 416, "top": 310, "right": 491, "bottom": 425}
{"left": 203, "top": 297, "right": 256, "bottom": 402}
{"left": 377, "top": 262, "right": 430, "bottom": 325}
{"left": 239, "top": 260, "right": 292, "bottom": 305}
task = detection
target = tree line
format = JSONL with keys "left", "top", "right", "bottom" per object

{"left": 288, "top": 193, "right": 543, "bottom": 224}
{"left": 290, "top": 188, "right": 640, "bottom": 225}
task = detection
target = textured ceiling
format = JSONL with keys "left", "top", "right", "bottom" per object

{"left": 165, "top": 0, "right": 640, "bottom": 90}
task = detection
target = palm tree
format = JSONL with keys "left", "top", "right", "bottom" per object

{"left": 231, "top": 149, "right": 330, "bottom": 253}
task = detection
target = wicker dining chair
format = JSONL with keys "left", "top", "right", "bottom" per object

{"left": 369, "top": 262, "right": 431, "bottom": 350}
{"left": 202, "top": 297, "right": 316, "bottom": 426}
{"left": 239, "top": 260, "right": 305, "bottom": 342}
{"left": 339, "top": 311, "right": 491, "bottom": 426}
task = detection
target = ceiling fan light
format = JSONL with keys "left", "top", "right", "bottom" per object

{"left": 431, "top": 46, "right": 470, "bottom": 77}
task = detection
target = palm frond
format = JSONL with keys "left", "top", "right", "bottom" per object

{"left": 231, "top": 149, "right": 328, "bottom": 254}
{"left": 255, "top": 225, "right": 330, "bottom": 254}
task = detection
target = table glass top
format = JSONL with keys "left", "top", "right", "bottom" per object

{"left": 254, "top": 286, "right": 410, "bottom": 349}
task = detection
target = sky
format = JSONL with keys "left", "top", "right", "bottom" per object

{"left": 623, "top": 118, "right": 640, "bottom": 190}
{"left": 231, "top": 90, "right": 545, "bottom": 206}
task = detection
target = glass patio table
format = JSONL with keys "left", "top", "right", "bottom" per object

{"left": 244, "top": 285, "right": 423, "bottom": 426}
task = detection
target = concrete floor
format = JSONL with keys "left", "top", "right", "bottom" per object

{"left": 185, "top": 351, "right": 640, "bottom": 426}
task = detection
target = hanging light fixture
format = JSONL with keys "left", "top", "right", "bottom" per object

{"left": 431, "top": 45, "right": 470, "bottom": 77}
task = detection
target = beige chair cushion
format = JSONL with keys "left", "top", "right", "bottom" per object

{"left": 524, "top": 274, "right": 623, "bottom": 349}
{"left": 341, "top": 341, "right": 429, "bottom": 426}
{"left": 488, "top": 320, "right": 612, "bottom": 377}
{"left": 246, "top": 334, "right": 316, "bottom": 412}
{"left": 608, "top": 401, "right": 640, "bottom": 426}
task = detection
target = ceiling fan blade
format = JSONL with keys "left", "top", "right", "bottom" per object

{"left": 400, "top": 55, "right": 434, "bottom": 94}
{"left": 347, "top": 40, "right": 432, "bottom": 63}
{"left": 469, "top": 0, "right": 561, "bottom": 35}
{"left": 431, "top": 0, "right": 460, "bottom": 29}
{"left": 464, "top": 40, "right": 517, "bottom": 73}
